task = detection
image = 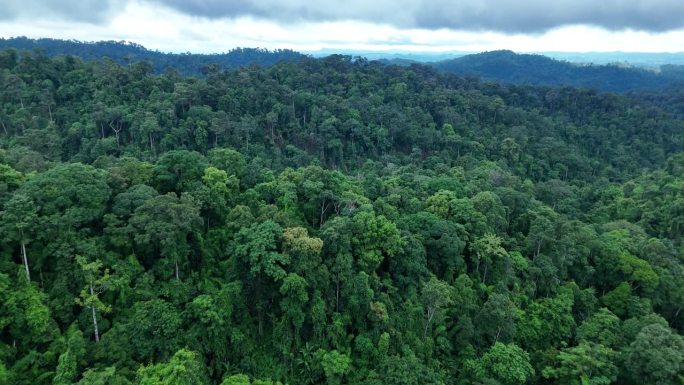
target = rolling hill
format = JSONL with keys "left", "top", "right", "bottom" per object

{"left": 432, "top": 50, "right": 683, "bottom": 92}
{"left": 0, "top": 37, "right": 306, "bottom": 75}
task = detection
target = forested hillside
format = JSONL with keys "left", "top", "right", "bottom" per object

{"left": 8, "top": 38, "right": 684, "bottom": 93}
{"left": 1, "top": 50, "right": 683, "bottom": 385}
{"left": 0, "top": 37, "right": 305, "bottom": 75}
{"left": 433, "top": 50, "right": 684, "bottom": 92}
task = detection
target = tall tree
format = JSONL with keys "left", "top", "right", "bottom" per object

{"left": 0, "top": 194, "right": 37, "bottom": 281}
{"left": 625, "top": 323, "right": 684, "bottom": 385}
{"left": 137, "top": 349, "right": 209, "bottom": 385}
{"left": 421, "top": 276, "right": 453, "bottom": 337}
{"left": 75, "top": 256, "right": 112, "bottom": 342}
{"left": 129, "top": 193, "right": 202, "bottom": 280}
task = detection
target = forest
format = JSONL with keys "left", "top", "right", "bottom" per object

{"left": 8, "top": 38, "right": 684, "bottom": 93}
{"left": 0, "top": 38, "right": 305, "bottom": 76}
{"left": 0, "top": 48, "right": 683, "bottom": 385}
{"left": 432, "top": 50, "right": 684, "bottom": 92}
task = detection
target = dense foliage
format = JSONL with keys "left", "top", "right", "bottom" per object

{"left": 0, "top": 37, "right": 305, "bottom": 76}
{"left": 8, "top": 38, "right": 684, "bottom": 93}
{"left": 434, "top": 50, "right": 684, "bottom": 92}
{"left": 1, "top": 49, "right": 683, "bottom": 385}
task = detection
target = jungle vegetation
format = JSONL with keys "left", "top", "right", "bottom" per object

{"left": 0, "top": 49, "right": 683, "bottom": 385}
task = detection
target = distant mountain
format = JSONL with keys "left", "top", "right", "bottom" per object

{"left": 432, "top": 50, "right": 683, "bottom": 92}
{"left": 376, "top": 58, "right": 420, "bottom": 67}
{"left": 308, "top": 49, "right": 469, "bottom": 62}
{"left": 542, "top": 51, "right": 684, "bottom": 68}
{"left": 0, "top": 37, "right": 306, "bottom": 75}
{"left": 5, "top": 39, "right": 684, "bottom": 92}
{"left": 311, "top": 50, "right": 684, "bottom": 69}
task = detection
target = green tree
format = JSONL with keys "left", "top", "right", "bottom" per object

{"left": 467, "top": 342, "right": 534, "bottom": 385}
{"left": 127, "top": 299, "right": 182, "bottom": 362}
{"left": 0, "top": 193, "right": 37, "bottom": 281}
{"left": 4, "top": 274, "right": 56, "bottom": 347}
{"left": 315, "top": 349, "right": 351, "bottom": 385}
{"left": 518, "top": 287, "right": 576, "bottom": 350}
{"left": 153, "top": 150, "right": 208, "bottom": 193}
{"left": 129, "top": 193, "right": 202, "bottom": 280}
{"left": 279, "top": 273, "right": 309, "bottom": 339}
{"left": 200, "top": 166, "right": 239, "bottom": 227}
{"left": 282, "top": 227, "right": 326, "bottom": 288}
{"left": 221, "top": 374, "right": 251, "bottom": 385}
{"left": 577, "top": 308, "right": 620, "bottom": 347}
{"left": 421, "top": 276, "right": 453, "bottom": 337}
{"left": 232, "top": 220, "right": 288, "bottom": 336}
{"left": 18, "top": 163, "right": 110, "bottom": 231}
{"left": 75, "top": 256, "right": 112, "bottom": 342}
{"left": 625, "top": 324, "right": 684, "bottom": 385}
{"left": 469, "top": 233, "right": 508, "bottom": 285}
{"left": 0, "top": 163, "right": 21, "bottom": 205}
{"left": 0, "top": 362, "right": 7, "bottom": 385}
{"left": 543, "top": 342, "right": 618, "bottom": 385}
{"left": 77, "top": 366, "right": 131, "bottom": 385}
{"left": 220, "top": 374, "right": 283, "bottom": 385}
{"left": 208, "top": 148, "right": 246, "bottom": 178}
{"left": 349, "top": 210, "right": 402, "bottom": 272}
{"left": 53, "top": 324, "right": 86, "bottom": 385}
{"left": 14, "top": 163, "right": 110, "bottom": 273}
{"left": 475, "top": 293, "right": 517, "bottom": 346}
{"left": 137, "top": 349, "right": 209, "bottom": 385}
{"left": 232, "top": 220, "right": 288, "bottom": 281}
{"left": 378, "top": 354, "right": 445, "bottom": 385}
{"left": 618, "top": 253, "right": 660, "bottom": 294}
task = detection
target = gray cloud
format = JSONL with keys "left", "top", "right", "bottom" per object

{"left": 0, "top": 0, "right": 124, "bottom": 23}
{"left": 151, "top": 0, "right": 684, "bottom": 33}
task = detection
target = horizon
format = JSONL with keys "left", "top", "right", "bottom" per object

{"left": 6, "top": 36, "right": 684, "bottom": 69}
{"left": 4, "top": 36, "right": 684, "bottom": 58}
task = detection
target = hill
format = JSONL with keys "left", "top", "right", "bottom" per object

{"left": 432, "top": 50, "right": 682, "bottom": 92}
{"left": 5, "top": 39, "right": 684, "bottom": 92}
{"left": 1, "top": 50, "right": 683, "bottom": 385}
{"left": 0, "top": 37, "right": 306, "bottom": 75}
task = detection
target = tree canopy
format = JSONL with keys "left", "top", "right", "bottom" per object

{"left": 0, "top": 48, "right": 683, "bottom": 385}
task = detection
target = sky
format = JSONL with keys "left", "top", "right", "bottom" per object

{"left": 1, "top": 0, "right": 684, "bottom": 54}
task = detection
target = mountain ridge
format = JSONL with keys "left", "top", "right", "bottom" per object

{"left": 3, "top": 37, "right": 684, "bottom": 92}
{"left": 0, "top": 36, "right": 306, "bottom": 75}
{"left": 431, "top": 49, "right": 684, "bottom": 92}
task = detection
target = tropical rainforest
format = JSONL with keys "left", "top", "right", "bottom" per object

{"left": 432, "top": 50, "right": 684, "bottom": 92}
{"left": 0, "top": 38, "right": 305, "bottom": 76}
{"left": 7, "top": 37, "right": 684, "bottom": 93}
{"left": 0, "top": 46, "right": 683, "bottom": 385}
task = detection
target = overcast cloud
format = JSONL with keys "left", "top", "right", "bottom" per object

{"left": 1, "top": 0, "right": 683, "bottom": 53}
{"left": 2, "top": 0, "right": 684, "bottom": 33}
{"left": 0, "top": 0, "right": 125, "bottom": 23}
{"left": 152, "top": 0, "right": 684, "bottom": 33}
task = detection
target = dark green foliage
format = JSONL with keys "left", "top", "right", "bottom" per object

{"left": 0, "top": 48, "right": 682, "bottom": 385}
{"left": 433, "top": 50, "right": 680, "bottom": 92}
{"left": 0, "top": 37, "right": 305, "bottom": 76}
{"left": 624, "top": 324, "right": 684, "bottom": 385}
{"left": 137, "top": 349, "right": 209, "bottom": 385}
{"left": 466, "top": 342, "right": 534, "bottom": 385}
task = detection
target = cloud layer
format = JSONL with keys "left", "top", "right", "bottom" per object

{"left": 0, "top": 0, "right": 125, "bottom": 23}
{"left": 152, "top": 0, "right": 684, "bottom": 33}
{"left": 2, "top": 0, "right": 683, "bottom": 54}
{"left": 2, "top": 0, "right": 684, "bottom": 33}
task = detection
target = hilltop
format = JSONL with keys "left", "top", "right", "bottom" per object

{"left": 0, "top": 37, "right": 306, "bottom": 75}
{"left": 432, "top": 50, "right": 683, "bottom": 92}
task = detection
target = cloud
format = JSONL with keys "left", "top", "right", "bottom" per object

{"left": 2, "top": 0, "right": 684, "bottom": 54}
{"left": 151, "top": 0, "right": 684, "bottom": 33}
{"left": 0, "top": 0, "right": 125, "bottom": 23}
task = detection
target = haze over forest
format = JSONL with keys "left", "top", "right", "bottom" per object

{"left": 1, "top": 1, "right": 684, "bottom": 385}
